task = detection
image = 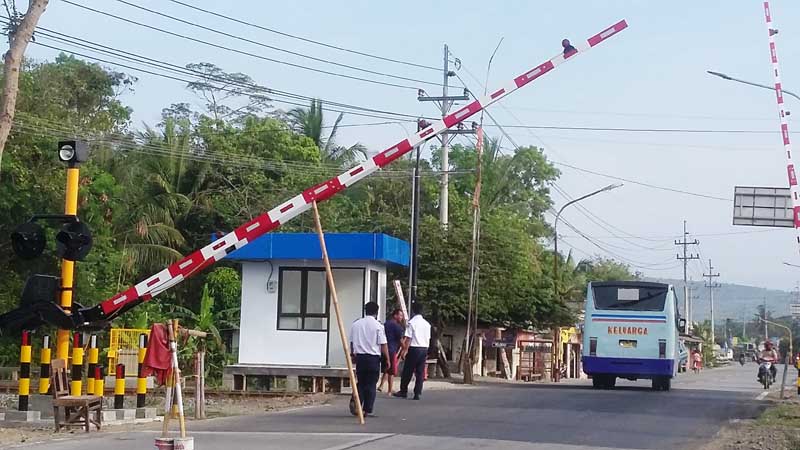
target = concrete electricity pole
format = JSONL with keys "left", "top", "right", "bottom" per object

{"left": 675, "top": 221, "right": 699, "bottom": 334}
{"left": 704, "top": 259, "right": 721, "bottom": 345}
{"left": 418, "top": 44, "right": 471, "bottom": 228}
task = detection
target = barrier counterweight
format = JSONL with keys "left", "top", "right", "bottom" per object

{"left": 114, "top": 363, "right": 125, "bottom": 409}
{"left": 70, "top": 333, "right": 83, "bottom": 396}
{"left": 87, "top": 335, "right": 98, "bottom": 395}
{"left": 39, "top": 335, "right": 51, "bottom": 395}
{"left": 136, "top": 334, "right": 148, "bottom": 408}
{"left": 18, "top": 331, "right": 31, "bottom": 411}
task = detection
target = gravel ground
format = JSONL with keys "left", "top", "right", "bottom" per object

{"left": 702, "top": 399, "right": 800, "bottom": 450}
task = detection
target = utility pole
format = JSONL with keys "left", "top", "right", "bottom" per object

{"left": 418, "top": 44, "right": 471, "bottom": 229}
{"left": 763, "top": 297, "right": 769, "bottom": 342}
{"left": 675, "top": 220, "right": 699, "bottom": 334}
{"left": 703, "top": 259, "right": 721, "bottom": 345}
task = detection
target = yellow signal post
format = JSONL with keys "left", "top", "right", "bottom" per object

{"left": 56, "top": 166, "right": 79, "bottom": 361}
{"left": 55, "top": 140, "right": 88, "bottom": 360}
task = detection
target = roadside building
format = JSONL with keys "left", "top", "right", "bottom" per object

{"left": 221, "top": 232, "right": 409, "bottom": 393}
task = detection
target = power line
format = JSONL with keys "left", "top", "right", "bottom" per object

{"left": 485, "top": 124, "right": 783, "bottom": 134}
{"left": 60, "top": 0, "right": 422, "bottom": 90}
{"left": 32, "top": 28, "right": 425, "bottom": 119}
{"left": 110, "top": 0, "right": 443, "bottom": 88}
{"left": 552, "top": 160, "right": 733, "bottom": 202}
{"left": 166, "top": 0, "right": 439, "bottom": 72}
{"left": 27, "top": 34, "right": 430, "bottom": 123}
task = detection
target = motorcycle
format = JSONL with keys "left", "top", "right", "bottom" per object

{"left": 738, "top": 354, "right": 746, "bottom": 366}
{"left": 758, "top": 361, "right": 774, "bottom": 389}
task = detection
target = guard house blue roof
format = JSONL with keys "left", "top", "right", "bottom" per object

{"left": 223, "top": 233, "right": 409, "bottom": 267}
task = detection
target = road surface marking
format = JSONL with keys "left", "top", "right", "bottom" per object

{"left": 756, "top": 391, "right": 770, "bottom": 400}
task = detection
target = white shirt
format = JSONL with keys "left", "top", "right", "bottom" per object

{"left": 404, "top": 314, "right": 431, "bottom": 348}
{"left": 350, "top": 316, "right": 387, "bottom": 356}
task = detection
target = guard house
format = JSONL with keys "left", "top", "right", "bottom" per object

{"left": 222, "top": 232, "right": 409, "bottom": 392}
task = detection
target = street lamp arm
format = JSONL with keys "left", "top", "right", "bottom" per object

{"left": 707, "top": 70, "right": 800, "bottom": 102}
{"left": 758, "top": 317, "right": 793, "bottom": 357}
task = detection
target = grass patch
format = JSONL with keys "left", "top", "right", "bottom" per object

{"left": 758, "top": 403, "right": 800, "bottom": 428}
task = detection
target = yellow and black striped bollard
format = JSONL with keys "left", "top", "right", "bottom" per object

{"left": 18, "top": 330, "right": 31, "bottom": 411}
{"left": 71, "top": 333, "right": 84, "bottom": 396}
{"left": 114, "top": 364, "right": 125, "bottom": 409}
{"left": 136, "top": 334, "right": 147, "bottom": 408}
{"left": 39, "top": 335, "right": 51, "bottom": 395}
{"left": 94, "top": 366, "right": 105, "bottom": 397}
{"left": 87, "top": 335, "right": 98, "bottom": 395}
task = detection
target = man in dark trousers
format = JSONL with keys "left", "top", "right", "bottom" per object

{"left": 378, "top": 308, "right": 405, "bottom": 395}
{"left": 350, "top": 302, "right": 390, "bottom": 416}
{"left": 393, "top": 302, "right": 431, "bottom": 400}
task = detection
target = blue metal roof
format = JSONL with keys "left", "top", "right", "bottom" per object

{"left": 223, "top": 233, "right": 409, "bottom": 267}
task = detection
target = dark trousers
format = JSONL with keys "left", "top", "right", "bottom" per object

{"left": 355, "top": 354, "right": 380, "bottom": 413}
{"left": 399, "top": 347, "right": 428, "bottom": 398}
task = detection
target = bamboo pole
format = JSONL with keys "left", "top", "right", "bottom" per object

{"left": 311, "top": 201, "right": 364, "bottom": 425}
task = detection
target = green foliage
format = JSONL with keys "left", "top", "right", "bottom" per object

{"left": 0, "top": 54, "right": 638, "bottom": 381}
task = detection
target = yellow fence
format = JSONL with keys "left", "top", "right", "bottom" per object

{"left": 107, "top": 328, "right": 150, "bottom": 377}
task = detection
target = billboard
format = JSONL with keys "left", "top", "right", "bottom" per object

{"left": 732, "top": 186, "right": 793, "bottom": 228}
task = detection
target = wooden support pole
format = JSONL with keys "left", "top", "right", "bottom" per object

{"left": 311, "top": 201, "right": 364, "bottom": 425}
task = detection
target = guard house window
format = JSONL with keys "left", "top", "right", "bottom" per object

{"left": 278, "top": 269, "right": 328, "bottom": 331}
{"left": 369, "top": 270, "right": 379, "bottom": 304}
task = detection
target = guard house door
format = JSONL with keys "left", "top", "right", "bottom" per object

{"left": 327, "top": 269, "right": 366, "bottom": 367}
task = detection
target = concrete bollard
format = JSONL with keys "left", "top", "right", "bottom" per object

{"left": 18, "top": 330, "right": 32, "bottom": 411}
{"left": 70, "top": 333, "right": 84, "bottom": 396}
{"left": 114, "top": 364, "right": 125, "bottom": 409}
{"left": 39, "top": 335, "right": 51, "bottom": 395}
{"left": 137, "top": 334, "right": 148, "bottom": 408}
{"left": 87, "top": 335, "right": 98, "bottom": 395}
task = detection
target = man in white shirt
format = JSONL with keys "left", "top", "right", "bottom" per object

{"left": 393, "top": 302, "right": 431, "bottom": 400}
{"left": 350, "top": 302, "right": 389, "bottom": 416}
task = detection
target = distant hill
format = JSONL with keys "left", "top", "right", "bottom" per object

{"left": 644, "top": 277, "right": 796, "bottom": 322}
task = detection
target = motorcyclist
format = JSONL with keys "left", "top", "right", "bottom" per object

{"left": 757, "top": 341, "right": 779, "bottom": 381}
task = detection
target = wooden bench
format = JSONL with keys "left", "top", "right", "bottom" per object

{"left": 51, "top": 359, "right": 102, "bottom": 432}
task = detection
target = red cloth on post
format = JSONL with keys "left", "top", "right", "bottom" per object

{"left": 142, "top": 323, "right": 172, "bottom": 385}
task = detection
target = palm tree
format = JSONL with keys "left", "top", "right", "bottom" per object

{"left": 114, "top": 118, "right": 198, "bottom": 284}
{"left": 287, "top": 99, "right": 367, "bottom": 167}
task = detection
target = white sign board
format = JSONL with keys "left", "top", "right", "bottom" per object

{"left": 732, "top": 186, "right": 794, "bottom": 228}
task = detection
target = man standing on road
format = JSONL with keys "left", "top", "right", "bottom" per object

{"left": 378, "top": 308, "right": 405, "bottom": 396}
{"left": 394, "top": 302, "right": 431, "bottom": 400}
{"left": 350, "top": 302, "right": 390, "bottom": 416}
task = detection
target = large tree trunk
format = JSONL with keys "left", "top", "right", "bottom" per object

{"left": 0, "top": 0, "right": 49, "bottom": 175}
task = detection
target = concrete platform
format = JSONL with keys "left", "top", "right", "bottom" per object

{"left": 136, "top": 407, "right": 157, "bottom": 419}
{"left": 4, "top": 410, "right": 41, "bottom": 422}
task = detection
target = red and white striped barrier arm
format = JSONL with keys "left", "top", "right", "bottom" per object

{"left": 763, "top": 2, "right": 800, "bottom": 247}
{"left": 98, "top": 20, "right": 628, "bottom": 319}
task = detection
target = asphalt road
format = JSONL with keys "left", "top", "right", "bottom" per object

{"left": 17, "top": 362, "right": 774, "bottom": 450}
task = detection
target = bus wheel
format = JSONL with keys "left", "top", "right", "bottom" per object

{"left": 606, "top": 376, "right": 616, "bottom": 389}
{"left": 651, "top": 378, "right": 662, "bottom": 390}
{"left": 592, "top": 376, "right": 603, "bottom": 389}
{"left": 661, "top": 377, "right": 671, "bottom": 391}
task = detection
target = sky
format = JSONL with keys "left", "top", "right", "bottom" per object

{"left": 21, "top": 0, "right": 800, "bottom": 295}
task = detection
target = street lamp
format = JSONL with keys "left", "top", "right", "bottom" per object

{"left": 552, "top": 183, "right": 623, "bottom": 382}
{"left": 707, "top": 70, "right": 800, "bottom": 102}
{"left": 784, "top": 261, "right": 800, "bottom": 269}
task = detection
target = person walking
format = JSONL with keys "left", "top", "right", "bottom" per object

{"left": 350, "top": 302, "right": 390, "bottom": 416}
{"left": 378, "top": 308, "right": 405, "bottom": 395}
{"left": 393, "top": 302, "right": 431, "bottom": 400}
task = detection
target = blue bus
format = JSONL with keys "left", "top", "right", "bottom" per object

{"left": 582, "top": 281, "right": 684, "bottom": 391}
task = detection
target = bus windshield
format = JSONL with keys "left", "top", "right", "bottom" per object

{"left": 592, "top": 284, "right": 668, "bottom": 311}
